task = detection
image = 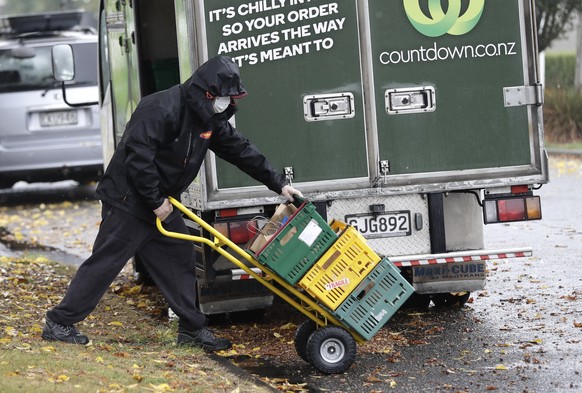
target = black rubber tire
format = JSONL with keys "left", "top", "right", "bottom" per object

{"left": 402, "top": 292, "right": 431, "bottom": 309}
{"left": 306, "top": 326, "right": 357, "bottom": 374}
{"left": 229, "top": 308, "right": 267, "bottom": 323}
{"left": 432, "top": 292, "right": 471, "bottom": 308}
{"left": 294, "top": 319, "right": 317, "bottom": 362}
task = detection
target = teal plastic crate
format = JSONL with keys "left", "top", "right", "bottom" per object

{"left": 334, "top": 257, "right": 414, "bottom": 340}
{"left": 254, "top": 201, "right": 338, "bottom": 285}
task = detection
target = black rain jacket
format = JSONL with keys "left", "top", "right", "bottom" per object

{"left": 95, "top": 56, "right": 287, "bottom": 222}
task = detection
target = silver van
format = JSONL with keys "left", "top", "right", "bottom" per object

{"left": 0, "top": 10, "right": 102, "bottom": 188}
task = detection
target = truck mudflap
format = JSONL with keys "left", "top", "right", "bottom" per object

{"left": 390, "top": 248, "right": 533, "bottom": 294}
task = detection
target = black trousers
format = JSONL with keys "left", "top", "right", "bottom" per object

{"left": 47, "top": 204, "right": 207, "bottom": 332}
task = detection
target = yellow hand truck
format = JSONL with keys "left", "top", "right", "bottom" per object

{"left": 158, "top": 196, "right": 413, "bottom": 374}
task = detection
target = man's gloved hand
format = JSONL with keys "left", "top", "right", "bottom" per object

{"left": 281, "top": 185, "right": 303, "bottom": 202}
{"left": 154, "top": 198, "right": 173, "bottom": 221}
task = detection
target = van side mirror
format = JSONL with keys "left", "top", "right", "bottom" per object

{"left": 11, "top": 47, "right": 36, "bottom": 59}
{"left": 51, "top": 43, "right": 97, "bottom": 107}
{"left": 51, "top": 44, "right": 75, "bottom": 82}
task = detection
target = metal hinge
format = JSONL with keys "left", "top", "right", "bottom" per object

{"left": 380, "top": 160, "right": 390, "bottom": 176}
{"left": 284, "top": 166, "right": 294, "bottom": 185}
{"left": 118, "top": 35, "right": 131, "bottom": 53}
{"left": 503, "top": 84, "right": 544, "bottom": 107}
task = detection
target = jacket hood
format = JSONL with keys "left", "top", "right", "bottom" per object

{"left": 189, "top": 56, "right": 247, "bottom": 98}
{"left": 183, "top": 56, "right": 246, "bottom": 126}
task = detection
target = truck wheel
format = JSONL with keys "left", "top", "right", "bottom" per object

{"left": 294, "top": 319, "right": 317, "bottom": 362}
{"left": 306, "top": 326, "right": 357, "bottom": 374}
{"left": 229, "top": 308, "right": 267, "bottom": 322}
{"left": 403, "top": 293, "right": 431, "bottom": 309}
{"left": 432, "top": 292, "right": 470, "bottom": 308}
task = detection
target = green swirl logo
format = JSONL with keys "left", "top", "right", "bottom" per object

{"left": 404, "top": 0, "right": 485, "bottom": 37}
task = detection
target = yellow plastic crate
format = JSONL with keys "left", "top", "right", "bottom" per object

{"left": 298, "top": 225, "right": 381, "bottom": 310}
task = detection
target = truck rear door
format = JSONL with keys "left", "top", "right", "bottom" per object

{"left": 200, "top": 0, "right": 369, "bottom": 192}
{"left": 369, "top": 0, "right": 543, "bottom": 180}
{"left": 104, "top": 0, "right": 141, "bottom": 143}
{"left": 195, "top": 0, "right": 545, "bottom": 198}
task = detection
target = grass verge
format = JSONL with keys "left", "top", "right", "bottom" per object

{"left": 0, "top": 256, "right": 271, "bottom": 393}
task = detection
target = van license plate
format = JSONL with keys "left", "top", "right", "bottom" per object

{"left": 345, "top": 211, "right": 411, "bottom": 239}
{"left": 40, "top": 110, "right": 78, "bottom": 127}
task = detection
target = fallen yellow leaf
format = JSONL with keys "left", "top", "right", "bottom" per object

{"left": 495, "top": 364, "right": 508, "bottom": 370}
{"left": 5, "top": 327, "right": 18, "bottom": 337}
{"left": 149, "top": 383, "right": 174, "bottom": 392}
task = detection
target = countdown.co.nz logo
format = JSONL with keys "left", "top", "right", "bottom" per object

{"left": 404, "top": 0, "right": 485, "bottom": 37}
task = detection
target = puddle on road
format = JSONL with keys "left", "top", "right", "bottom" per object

{"left": 0, "top": 242, "right": 84, "bottom": 266}
{"left": 229, "top": 355, "right": 315, "bottom": 391}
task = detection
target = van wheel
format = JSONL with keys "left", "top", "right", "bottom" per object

{"left": 306, "top": 326, "right": 356, "bottom": 374}
{"left": 294, "top": 319, "right": 317, "bottom": 362}
{"left": 432, "top": 292, "right": 470, "bottom": 308}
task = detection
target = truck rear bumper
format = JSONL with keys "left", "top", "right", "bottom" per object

{"left": 391, "top": 248, "right": 533, "bottom": 294}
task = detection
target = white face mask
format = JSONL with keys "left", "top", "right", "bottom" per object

{"left": 212, "top": 96, "right": 231, "bottom": 113}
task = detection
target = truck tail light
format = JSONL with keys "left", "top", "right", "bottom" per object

{"left": 213, "top": 219, "right": 260, "bottom": 245}
{"left": 484, "top": 196, "right": 541, "bottom": 224}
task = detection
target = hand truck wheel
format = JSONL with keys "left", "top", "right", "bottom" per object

{"left": 294, "top": 319, "right": 317, "bottom": 362}
{"left": 306, "top": 325, "right": 357, "bottom": 374}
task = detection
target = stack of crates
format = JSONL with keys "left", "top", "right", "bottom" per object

{"left": 248, "top": 199, "right": 414, "bottom": 340}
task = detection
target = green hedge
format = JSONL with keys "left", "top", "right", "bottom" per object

{"left": 543, "top": 53, "right": 582, "bottom": 142}
{"left": 545, "top": 53, "right": 576, "bottom": 89}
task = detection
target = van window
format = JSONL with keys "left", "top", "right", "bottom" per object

{"left": 0, "top": 42, "right": 97, "bottom": 93}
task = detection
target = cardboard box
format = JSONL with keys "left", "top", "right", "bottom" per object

{"left": 247, "top": 203, "right": 297, "bottom": 253}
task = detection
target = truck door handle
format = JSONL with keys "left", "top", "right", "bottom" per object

{"left": 303, "top": 92, "right": 355, "bottom": 122}
{"left": 385, "top": 86, "right": 436, "bottom": 115}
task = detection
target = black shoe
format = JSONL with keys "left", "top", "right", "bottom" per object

{"left": 177, "top": 328, "right": 232, "bottom": 351}
{"left": 41, "top": 317, "right": 89, "bottom": 345}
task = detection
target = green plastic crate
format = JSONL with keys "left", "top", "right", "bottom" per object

{"left": 254, "top": 202, "right": 338, "bottom": 285}
{"left": 334, "top": 257, "right": 414, "bottom": 340}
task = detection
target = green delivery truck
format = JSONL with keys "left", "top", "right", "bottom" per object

{"left": 91, "top": 0, "right": 548, "bottom": 314}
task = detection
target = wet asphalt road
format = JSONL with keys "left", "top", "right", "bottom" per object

{"left": 0, "top": 157, "right": 581, "bottom": 392}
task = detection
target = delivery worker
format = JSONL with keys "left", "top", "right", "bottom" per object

{"left": 41, "top": 56, "right": 302, "bottom": 351}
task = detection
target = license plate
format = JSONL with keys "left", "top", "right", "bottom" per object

{"left": 345, "top": 211, "right": 411, "bottom": 238}
{"left": 39, "top": 110, "right": 78, "bottom": 127}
